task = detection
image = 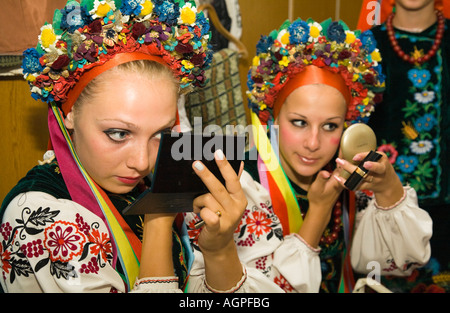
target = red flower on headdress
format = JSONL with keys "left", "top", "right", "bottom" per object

{"left": 191, "top": 53, "right": 205, "bottom": 66}
{"left": 88, "top": 20, "right": 103, "bottom": 34}
{"left": 132, "top": 22, "right": 147, "bottom": 39}
{"left": 51, "top": 55, "right": 70, "bottom": 70}
{"left": 53, "top": 78, "right": 74, "bottom": 102}
{"left": 175, "top": 42, "right": 194, "bottom": 54}
{"left": 258, "top": 110, "right": 271, "bottom": 122}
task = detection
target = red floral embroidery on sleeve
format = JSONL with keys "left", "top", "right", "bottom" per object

{"left": 44, "top": 221, "right": 86, "bottom": 263}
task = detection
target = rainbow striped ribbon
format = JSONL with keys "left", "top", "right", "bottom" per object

{"left": 250, "top": 111, "right": 303, "bottom": 235}
{"left": 50, "top": 103, "right": 140, "bottom": 290}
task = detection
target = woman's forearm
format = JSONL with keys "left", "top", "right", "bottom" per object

{"left": 298, "top": 207, "right": 332, "bottom": 249}
{"left": 202, "top": 240, "right": 244, "bottom": 291}
{"left": 139, "top": 214, "right": 175, "bottom": 278}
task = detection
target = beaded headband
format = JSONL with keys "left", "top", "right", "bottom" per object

{"left": 247, "top": 18, "right": 386, "bottom": 126}
{"left": 22, "top": 0, "right": 212, "bottom": 109}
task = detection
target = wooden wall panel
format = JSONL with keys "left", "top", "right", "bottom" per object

{"left": 0, "top": 79, "right": 48, "bottom": 201}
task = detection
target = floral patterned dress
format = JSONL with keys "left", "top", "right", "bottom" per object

{"left": 184, "top": 157, "right": 432, "bottom": 293}
{"left": 369, "top": 19, "right": 450, "bottom": 292}
{"left": 0, "top": 159, "right": 188, "bottom": 293}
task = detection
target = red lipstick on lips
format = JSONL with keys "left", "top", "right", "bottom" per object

{"left": 117, "top": 176, "right": 141, "bottom": 185}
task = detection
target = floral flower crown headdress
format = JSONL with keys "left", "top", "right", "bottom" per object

{"left": 247, "top": 18, "right": 386, "bottom": 126}
{"left": 22, "top": 0, "right": 212, "bottom": 108}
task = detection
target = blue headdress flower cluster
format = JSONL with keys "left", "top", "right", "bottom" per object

{"left": 22, "top": 0, "right": 213, "bottom": 105}
{"left": 247, "top": 18, "right": 385, "bottom": 126}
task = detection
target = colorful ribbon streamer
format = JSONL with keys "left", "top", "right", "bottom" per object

{"left": 250, "top": 111, "right": 303, "bottom": 235}
{"left": 48, "top": 103, "right": 141, "bottom": 290}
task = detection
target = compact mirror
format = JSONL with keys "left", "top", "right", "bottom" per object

{"left": 340, "top": 123, "right": 377, "bottom": 178}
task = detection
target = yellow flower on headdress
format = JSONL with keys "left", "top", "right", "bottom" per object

{"left": 277, "top": 29, "right": 290, "bottom": 46}
{"left": 370, "top": 49, "right": 381, "bottom": 63}
{"left": 139, "top": 0, "right": 154, "bottom": 17}
{"left": 38, "top": 24, "right": 59, "bottom": 51}
{"left": 279, "top": 56, "right": 289, "bottom": 67}
{"left": 345, "top": 31, "right": 356, "bottom": 44}
{"left": 182, "top": 60, "right": 194, "bottom": 70}
{"left": 252, "top": 56, "right": 260, "bottom": 67}
{"left": 26, "top": 74, "right": 37, "bottom": 83}
{"left": 179, "top": 2, "right": 197, "bottom": 26}
{"left": 308, "top": 22, "right": 322, "bottom": 42}
{"left": 90, "top": 0, "right": 116, "bottom": 19}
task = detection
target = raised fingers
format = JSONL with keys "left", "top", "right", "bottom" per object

{"left": 192, "top": 150, "right": 244, "bottom": 203}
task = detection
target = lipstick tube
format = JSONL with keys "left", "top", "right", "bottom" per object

{"left": 344, "top": 150, "right": 382, "bottom": 191}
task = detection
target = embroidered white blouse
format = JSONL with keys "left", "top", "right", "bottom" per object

{"left": 0, "top": 171, "right": 432, "bottom": 293}
{"left": 0, "top": 191, "right": 182, "bottom": 293}
{"left": 184, "top": 171, "right": 433, "bottom": 293}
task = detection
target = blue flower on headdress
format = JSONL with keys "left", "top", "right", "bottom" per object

{"left": 360, "top": 30, "right": 377, "bottom": 53}
{"left": 154, "top": 0, "right": 180, "bottom": 25}
{"left": 60, "top": 3, "right": 91, "bottom": 32}
{"left": 120, "top": 0, "right": 143, "bottom": 16}
{"left": 288, "top": 20, "right": 310, "bottom": 44}
{"left": 326, "top": 21, "right": 346, "bottom": 43}
{"left": 374, "top": 64, "right": 385, "bottom": 83}
{"left": 195, "top": 13, "right": 210, "bottom": 37}
{"left": 22, "top": 48, "right": 43, "bottom": 74}
{"left": 256, "top": 35, "right": 274, "bottom": 54}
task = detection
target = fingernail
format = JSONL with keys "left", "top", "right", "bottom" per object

{"left": 353, "top": 155, "right": 363, "bottom": 161}
{"left": 215, "top": 149, "right": 224, "bottom": 160}
{"left": 333, "top": 175, "right": 343, "bottom": 183}
{"left": 363, "top": 162, "right": 372, "bottom": 169}
{"left": 194, "top": 161, "right": 204, "bottom": 171}
{"left": 336, "top": 158, "right": 345, "bottom": 166}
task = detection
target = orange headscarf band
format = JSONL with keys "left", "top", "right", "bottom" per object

{"left": 272, "top": 65, "right": 352, "bottom": 120}
{"left": 62, "top": 52, "right": 167, "bottom": 115}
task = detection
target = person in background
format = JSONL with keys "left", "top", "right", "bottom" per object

{"left": 359, "top": 0, "right": 449, "bottom": 292}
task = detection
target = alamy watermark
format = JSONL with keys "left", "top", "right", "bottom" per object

{"left": 365, "top": 1, "right": 382, "bottom": 26}
{"left": 170, "top": 117, "right": 281, "bottom": 171}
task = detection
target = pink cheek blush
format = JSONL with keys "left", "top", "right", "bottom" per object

{"left": 330, "top": 137, "right": 340, "bottom": 146}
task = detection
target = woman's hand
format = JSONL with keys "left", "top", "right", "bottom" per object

{"left": 192, "top": 149, "right": 247, "bottom": 290}
{"left": 192, "top": 149, "right": 246, "bottom": 253}
{"left": 335, "top": 151, "right": 404, "bottom": 207}
{"left": 299, "top": 169, "right": 344, "bottom": 248}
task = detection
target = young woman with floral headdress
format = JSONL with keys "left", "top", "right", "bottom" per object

{"left": 0, "top": 0, "right": 253, "bottom": 293}
{"left": 185, "top": 18, "right": 433, "bottom": 293}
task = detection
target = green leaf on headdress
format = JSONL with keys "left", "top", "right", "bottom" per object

{"left": 36, "top": 43, "right": 45, "bottom": 55}
{"left": 269, "top": 29, "right": 278, "bottom": 40}
{"left": 338, "top": 20, "right": 350, "bottom": 31}
{"left": 80, "top": 0, "right": 95, "bottom": 12}
{"left": 113, "top": 0, "right": 122, "bottom": 9}
{"left": 175, "top": 0, "right": 187, "bottom": 6}
{"left": 52, "top": 9, "right": 63, "bottom": 35}
{"left": 306, "top": 17, "right": 315, "bottom": 24}
{"left": 354, "top": 29, "right": 361, "bottom": 37}
{"left": 279, "top": 19, "right": 291, "bottom": 31}
{"left": 320, "top": 18, "right": 332, "bottom": 34}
